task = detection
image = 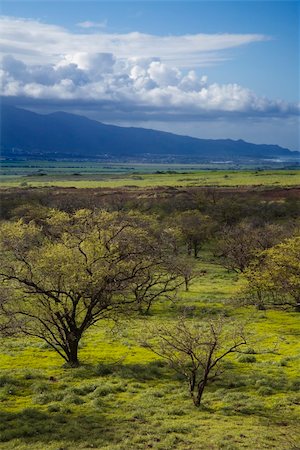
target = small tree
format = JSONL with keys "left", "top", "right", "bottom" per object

{"left": 170, "top": 255, "right": 200, "bottom": 292}
{"left": 131, "top": 267, "right": 183, "bottom": 314}
{"left": 144, "top": 317, "right": 247, "bottom": 407}
{"left": 242, "top": 236, "right": 300, "bottom": 311}
{"left": 215, "top": 221, "right": 288, "bottom": 273}
{"left": 0, "top": 209, "right": 181, "bottom": 366}
{"left": 173, "top": 211, "right": 214, "bottom": 258}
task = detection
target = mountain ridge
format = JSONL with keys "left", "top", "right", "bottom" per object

{"left": 1, "top": 104, "right": 298, "bottom": 162}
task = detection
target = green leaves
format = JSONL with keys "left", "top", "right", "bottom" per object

{"left": 243, "top": 236, "right": 300, "bottom": 310}
{"left": 0, "top": 209, "right": 183, "bottom": 364}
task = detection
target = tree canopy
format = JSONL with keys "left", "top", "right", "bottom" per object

{"left": 242, "top": 236, "right": 300, "bottom": 311}
{"left": 0, "top": 209, "right": 183, "bottom": 365}
{"left": 144, "top": 317, "right": 247, "bottom": 406}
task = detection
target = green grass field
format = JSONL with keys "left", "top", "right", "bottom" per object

{"left": 0, "top": 161, "right": 299, "bottom": 188}
{"left": 0, "top": 257, "right": 299, "bottom": 450}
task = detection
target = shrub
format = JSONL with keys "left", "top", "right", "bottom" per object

{"left": 289, "top": 379, "right": 300, "bottom": 391}
{"left": 94, "top": 364, "right": 114, "bottom": 376}
{"left": 0, "top": 375, "right": 16, "bottom": 387}
{"left": 31, "top": 381, "right": 50, "bottom": 394}
{"left": 238, "top": 355, "right": 256, "bottom": 363}
{"left": 257, "top": 386, "right": 275, "bottom": 396}
{"left": 63, "top": 393, "right": 85, "bottom": 405}
{"left": 47, "top": 404, "right": 61, "bottom": 413}
{"left": 68, "top": 384, "right": 97, "bottom": 396}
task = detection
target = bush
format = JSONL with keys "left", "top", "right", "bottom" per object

{"left": 92, "top": 382, "right": 126, "bottom": 398}
{"left": 31, "top": 381, "right": 50, "bottom": 394}
{"left": 68, "top": 384, "right": 97, "bottom": 396}
{"left": 238, "top": 355, "right": 256, "bottom": 363}
{"left": 33, "top": 391, "right": 64, "bottom": 405}
{"left": 2, "top": 384, "right": 17, "bottom": 396}
{"left": 0, "top": 375, "right": 16, "bottom": 387}
{"left": 21, "top": 407, "right": 48, "bottom": 420}
{"left": 23, "top": 370, "right": 43, "bottom": 380}
{"left": 63, "top": 393, "right": 85, "bottom": 405}
{"left": 289, "top": 379, "right": 300, "bottom": 392}
{"left": 257, "top": 386, "right": 275, "bottom": 396}
{"left": 47, "top": 404, "right": 61, "bottom": 413}
{"left": 94, "top": 364, "right": 114, "bottom": 376}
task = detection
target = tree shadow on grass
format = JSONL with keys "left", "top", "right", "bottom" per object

{"left": 115, "top": 360, "right": 168, "bottom": 381}
{"left": 0, "top": 407, "right": 113, "bottom": 447}
{"left": 68, "top": 360, "right": 169, "bottom": 382}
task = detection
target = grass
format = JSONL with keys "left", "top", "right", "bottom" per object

{"left": 0, "top": 257, "right": 299, "bottom": 449}
{"left": 0, "top": 161, "right": 299, "bottom": 188}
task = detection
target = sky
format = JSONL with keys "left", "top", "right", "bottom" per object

{"left": 0, "top": 0, "right": 299, "bottom": 150}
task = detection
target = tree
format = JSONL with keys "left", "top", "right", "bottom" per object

{"left": 215, "top": 221, "right": 288, "bottom": 273}
{"left": 170, "top": 255, "right": 200, "bottom": 292}
{"left": 173, "top": 211, "right": 214, "bottom": 258}
{"left": 242, "top": 236, "right": 300, "bottom": 311}
{"left": 0, "top": 287, "right": 16, "bottom": 337}
{"left": 143, "top": 317, "right": 247, "bottom": 407}
{"left": 0, "top": 209, "right": 182, "bottom": 366}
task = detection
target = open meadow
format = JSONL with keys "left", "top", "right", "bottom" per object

{"left": 0, "top": 161, "right": 299, "bottom": 188}
{"left": 0, "top": 256, "right": 299, "bottom": 450}
{"left": 0, "top": 169, "right": 299, "bottom": 450}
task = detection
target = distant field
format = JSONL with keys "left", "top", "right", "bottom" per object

{"left": 0, "top": 161, "right": 299, "bottom": 188}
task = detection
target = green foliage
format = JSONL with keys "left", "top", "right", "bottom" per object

{"left": 215, "top": 220, "right": 289, "bottom": 272}
{"left": 238, "top": 355, "right": 256, "bottom": 363}
{"left": 0, "top": 183, "right": 299, "bottom": 448}
{"left": 170, "top": 210, "right": 215, "bottom": 258}
{"left": 242, "top": 235, "right": 300, "bottom": 310}
{"left": 0, "top": 209, "right": 183, "bottom": 364}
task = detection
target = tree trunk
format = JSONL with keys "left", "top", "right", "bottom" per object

{"left": 194, "top": 246, "right": 197, "bottom": 259}
{"left": 184, "top": 276, "right": 189, "bottom": 292}
{"left": 193, "top": 380, "right": 207, "bottom": 407}
{"left": 193, "top": 242, "right": 200, "bottom": 259}
{"left": 145, "top": 301, "right": 152, "bottom": 315}
{"left": 66, "top": 332, "right": 80, "bottom": 367}
{"left": 256, "top": 303, "right": 266, "bottom": 311}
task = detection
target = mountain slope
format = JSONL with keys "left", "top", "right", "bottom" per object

{"left": 1, "top": 104, "right": 298, "bottom": 162}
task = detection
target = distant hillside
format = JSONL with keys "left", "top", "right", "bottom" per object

{"left": 1, "top": 104, "right": 298, "bottom": 162}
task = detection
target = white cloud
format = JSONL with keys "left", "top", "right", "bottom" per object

{"left": 1, "top": 53, "right": 298, "bottom": 119}
{"left": 0, "top": 15, "right": 298, "bottom": 121}
{"left": 77, "top": 20, "right": 107, "bottom": 29}
{"left": 0, "top": 16, "right": 269, "bottom": 67}
{"left": 147, "top": 61, "right": 180, "bottom": 87}
{"left": 61, "top": 53, "right": 115, "bottom": 76}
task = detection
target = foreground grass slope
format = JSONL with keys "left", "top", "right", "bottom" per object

{"left": 0, "top": 260, "right": 299, "bottom": 450}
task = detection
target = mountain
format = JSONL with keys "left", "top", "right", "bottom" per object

{"left": 1, "top": 104, "right": 298, "bottom": 162}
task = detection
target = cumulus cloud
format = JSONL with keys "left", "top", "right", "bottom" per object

{"left": 0, "top": 15, "right": 298, "bottom": 121}
{"left": 1, "top": 53, "right": 299, "bottom": 119}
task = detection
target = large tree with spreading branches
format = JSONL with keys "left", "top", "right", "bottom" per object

{"left": 0, "top": 209, "right": 183, "bottom": 366}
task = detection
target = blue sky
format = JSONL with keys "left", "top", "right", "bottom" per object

{"left": 1, "top": 1, "right": 299, "bottom": 149}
